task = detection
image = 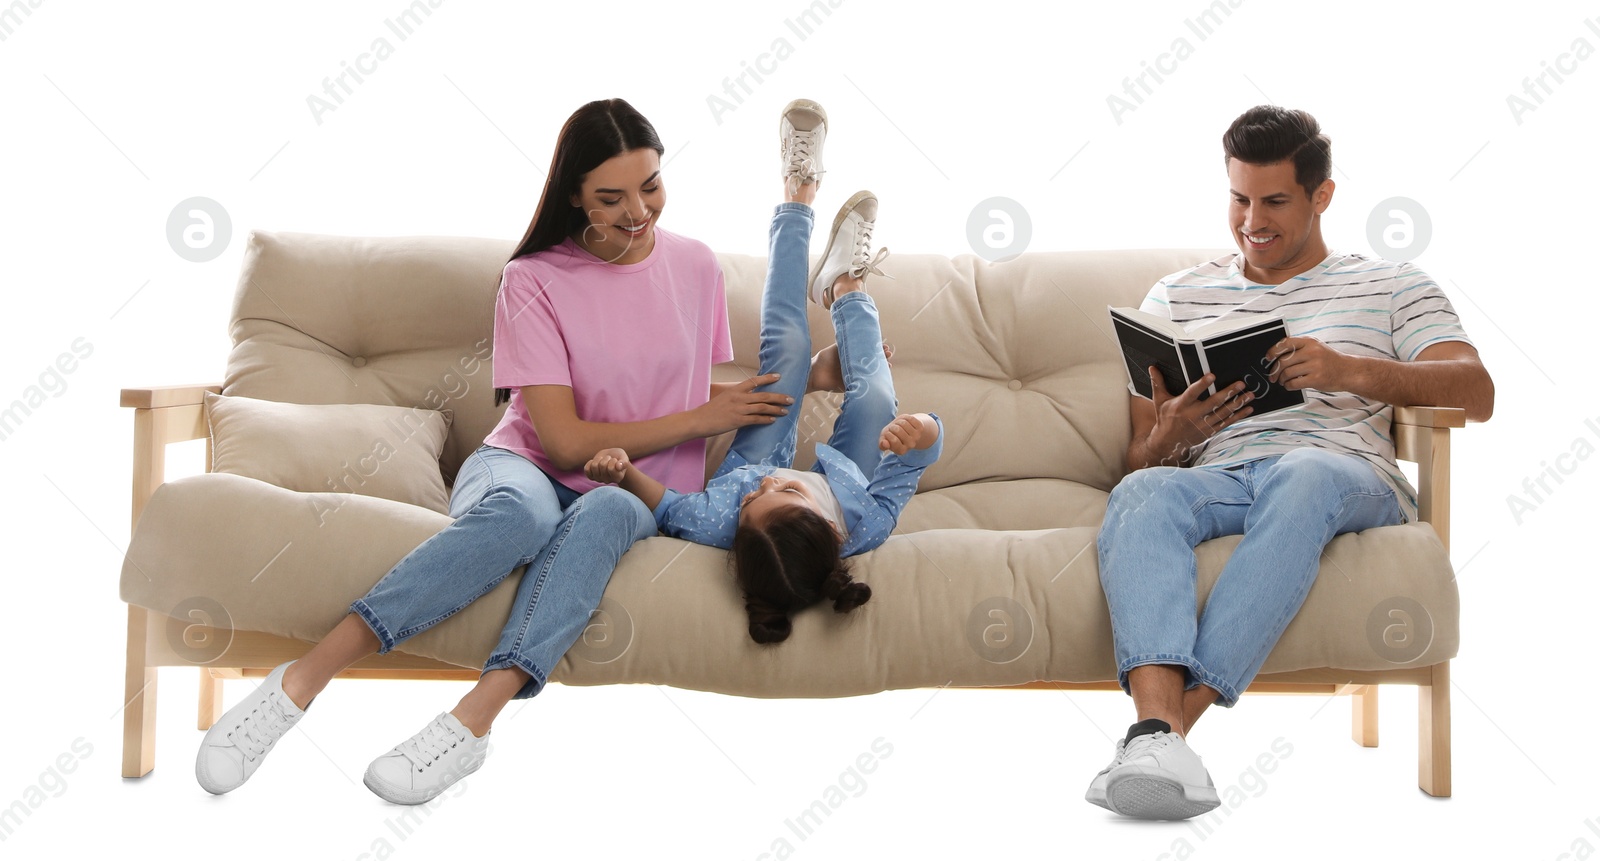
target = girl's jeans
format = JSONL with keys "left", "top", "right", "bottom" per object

{"left": 716, "top": 201, "right": 897, "bottom": 479}
{"left": 351, "top": 445, "right": 656, "bottom": 699}
{"left": 1097, "top": 447, "right": 1402, "bottom": 707}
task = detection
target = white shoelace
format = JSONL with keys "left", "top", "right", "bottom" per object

{"left": 782, "top": 129, "right": 824, "bottom": 186}
{"left": 397, "top": 717, "right": 462, "bottom": 772}
{"left": 1122, "top": 731, "right": 1174, "bottom": 762}
{"left": 231, "top": 694, "right": 294, "bottom": 762}
{"left": 849, "top": 221, "right": 891, "bottom": 280}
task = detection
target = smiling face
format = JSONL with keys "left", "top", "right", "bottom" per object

{"left": 1227, "top": 157, "right": 1333, "bottom": 285}
{"left": 739, "top": 473, "right": 838, "bottom": 535}
{"left": 569, "top": 147, "right": 665, "bottom": 265}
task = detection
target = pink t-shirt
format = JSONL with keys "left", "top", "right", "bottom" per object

{"left": 484, "top": 228, "right": 734, "bottom": 494}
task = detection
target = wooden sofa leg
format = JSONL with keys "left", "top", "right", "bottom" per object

{"left": 198, "top": 669, "right": 224, "bottom": 730}
{"left": 1351, "top": 685, "right": 1379, "bottom": 747}
{"left": 122, "top": 606, "right": 158, "bottom": 778}
{"left": 1419, "top": 661, "right": 1452, "bottom": 797}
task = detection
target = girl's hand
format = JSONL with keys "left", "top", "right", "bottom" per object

{"left": 692, "top": 373, "right": 792, "bottom": 436}
{"left": 878, "top": 413, "right": 938, "bottom": 455}
{"left": 584, "top": 448, "right": 631, "bottom": 484}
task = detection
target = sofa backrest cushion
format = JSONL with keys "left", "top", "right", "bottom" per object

{"left": 225, "top": 230, "right": 1223, "bottom": 497}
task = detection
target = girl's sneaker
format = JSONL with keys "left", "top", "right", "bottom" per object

{"left": 810, "top": 190, "right": 891, "bottom": 307}
{"left": 780, "top": 99, "right": 827, "bottom": 195}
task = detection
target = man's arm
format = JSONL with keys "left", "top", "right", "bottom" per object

{"left": 1265, "top": 339, "right": 1494, "bottom": 422}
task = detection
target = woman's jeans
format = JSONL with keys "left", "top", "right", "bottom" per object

{"left": 1097, "top": 447, "right": 1402, "bottom": 708}
{"left": 350, "top": 444, "right": 656, "bottom": 699}
{"left": 716, "top": 201, "right": 897, "bottom": 479}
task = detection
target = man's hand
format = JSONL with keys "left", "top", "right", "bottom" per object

{"left": 1145, "top": 367, "right": 1254, "bottom": 465}
{"left": 693, "top": 373, "right": 792, "bottom": 435}
{"left": 584, "top": 448, "right": 631, "bottom": 484}
{"left": 1265, "top": 337, "right": 1355, "bottom": 392}
{"left": 879, "top": 413, "right": 939, "bottom": 456}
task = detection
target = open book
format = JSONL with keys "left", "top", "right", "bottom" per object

{"left": 1108, "top": 306, "right": 1305, "bottom": 416}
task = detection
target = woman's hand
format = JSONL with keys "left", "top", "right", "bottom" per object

{"left": 692, "top": 373, "right": 792, "bottom": 436}
{"left": 584, "top": 448, "right": 631, "bottom": 484}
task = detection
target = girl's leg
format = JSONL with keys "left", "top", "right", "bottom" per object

{"left": 718, "top": 201, "right": 815, "bottom": 475}
{"left": 820, "top": 284, "right": 898, "bottom": 475}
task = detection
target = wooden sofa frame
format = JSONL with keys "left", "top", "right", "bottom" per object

{"left": 118, "top": 383, "right": 1460, "bottom": 796}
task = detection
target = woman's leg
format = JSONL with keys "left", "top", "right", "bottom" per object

{"left": 281, "top": 445, "right": 567, "bottom": 707}
{"left": 717, "top": 199, "right": 816, "bottom": 475}
{"left": 819, "top": 285, "right": 898, "bottom": 475}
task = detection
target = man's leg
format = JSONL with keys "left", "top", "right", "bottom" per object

{"left": 1191, "top": 448, "right": 1402, "bottom": 714}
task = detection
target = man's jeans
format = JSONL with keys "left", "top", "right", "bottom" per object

{"left": 717, "top": 201, "right": 897, "bottom": 479}
{"left": 351, "top": 444, "right": 656, "bottom": 699}
{"left": 1097, "top": 447, "right": 1402, "bottom": 707}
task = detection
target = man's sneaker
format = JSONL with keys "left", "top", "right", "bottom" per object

{"left": 809, "top": 190, "right": 891, "bottom": 307}
{"left": 1084, "top": 737, "right": 1126, "bottom": 810}
{"left": 364, "top": 712, "right": 489, "bottom": 805}
{"left": 780, "top": 98, "right": 826, "bottom": 195}
{"left": 195, "top": 661, "right": 308, "bottom": 794}
{"left": 1102, "top": 719, "right": 1221, "bottom": 820}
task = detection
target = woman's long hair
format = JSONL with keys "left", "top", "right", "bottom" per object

{"left": 493, "top": 99, "right": 664, "bottom": 407}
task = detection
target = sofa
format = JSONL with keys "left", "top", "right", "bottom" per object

{"left": 118, "top": 230, "right": 1463, "bottom": 796}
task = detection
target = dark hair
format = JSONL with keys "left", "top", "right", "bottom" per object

{"left": 733, "top": 508, "right": 869, "bottom": 644}
{"left": 1221, "top": 105, "right": 1331, "bottom": 199}
{"left": 493, "top": 98, "right": 665, "bottom": 407}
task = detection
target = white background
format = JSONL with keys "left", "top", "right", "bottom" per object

{"left": 1, "top": 1, "right": 1596, "bottom": 858}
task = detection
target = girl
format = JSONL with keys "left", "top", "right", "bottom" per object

{"left": 195, "top": 99, "right": 795, "bottom": 805}
{"left": 585, "top": 99, "right": 944, "bottom": 645}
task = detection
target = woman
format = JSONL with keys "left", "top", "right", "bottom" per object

{"left": 194, "top": 98, "right": 799, "bottom": 804}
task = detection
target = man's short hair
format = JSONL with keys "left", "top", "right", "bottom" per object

{"left": 1222, "top": 106, "right": 1332, "bottom": 199}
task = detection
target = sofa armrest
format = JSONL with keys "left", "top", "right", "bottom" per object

{"left": 123, "top": 383, "right": 222, "bottom": 530}
{"left": 1392, "top": 406, "right": 1463, "bottom": 553}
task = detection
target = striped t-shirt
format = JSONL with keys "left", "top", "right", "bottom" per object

{"left": 1140, "top": 251, "right": 1473, "bottom": 521}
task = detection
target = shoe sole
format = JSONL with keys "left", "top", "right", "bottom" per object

{"left": 809, "top": 189, "right": 876, "bottom": 306}
{"left": 779, "top": 98, "right": 827, "bottom": 135}
{"left": 1105, "top": 768, "right": 1221, "bottom": 820}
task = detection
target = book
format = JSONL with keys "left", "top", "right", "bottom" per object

{"left": 1108, "top": 306, "right": 1305, "bottom": 416}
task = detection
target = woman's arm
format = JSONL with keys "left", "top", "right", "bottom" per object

{"left": 523, "top": 377, "right": 794, "bottom": 471}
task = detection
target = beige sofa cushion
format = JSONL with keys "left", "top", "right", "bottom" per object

{"left": 121, "top": 473, "right": 1459, "bottom": 694}
{"left": 206, "top": 391, "right": 453, "bottom": 514}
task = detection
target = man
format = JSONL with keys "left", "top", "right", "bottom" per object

{"left": 1087, "top": 105, "right": 1494, "bottom": 820}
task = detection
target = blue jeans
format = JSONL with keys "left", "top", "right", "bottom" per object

{"left": 350, "top": 444, "right": 656, "bottom": 699}
{"left": 1097, "top": 448, "right": 1402, "bottom": 708}
{"left": 716, "top": 201, "right": 898, "bottom": 478}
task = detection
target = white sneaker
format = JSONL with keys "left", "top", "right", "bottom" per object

{"left": 780, "top": 98, "right": 826, "bottom": 196}
{"left": 364, "top": 712, "right": 489, "bottom": 805}
{"left": 195, "top": 661, "right": 308, "bottom": 794}
{"left": 1084, "top": 737, "right": 1126, "bottom": 810}
{"left": 1104, "top": 726, "right": 1221, "bottom": 820}
{"left": 810, "top": 190, "right": 891, "bottom": 307}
